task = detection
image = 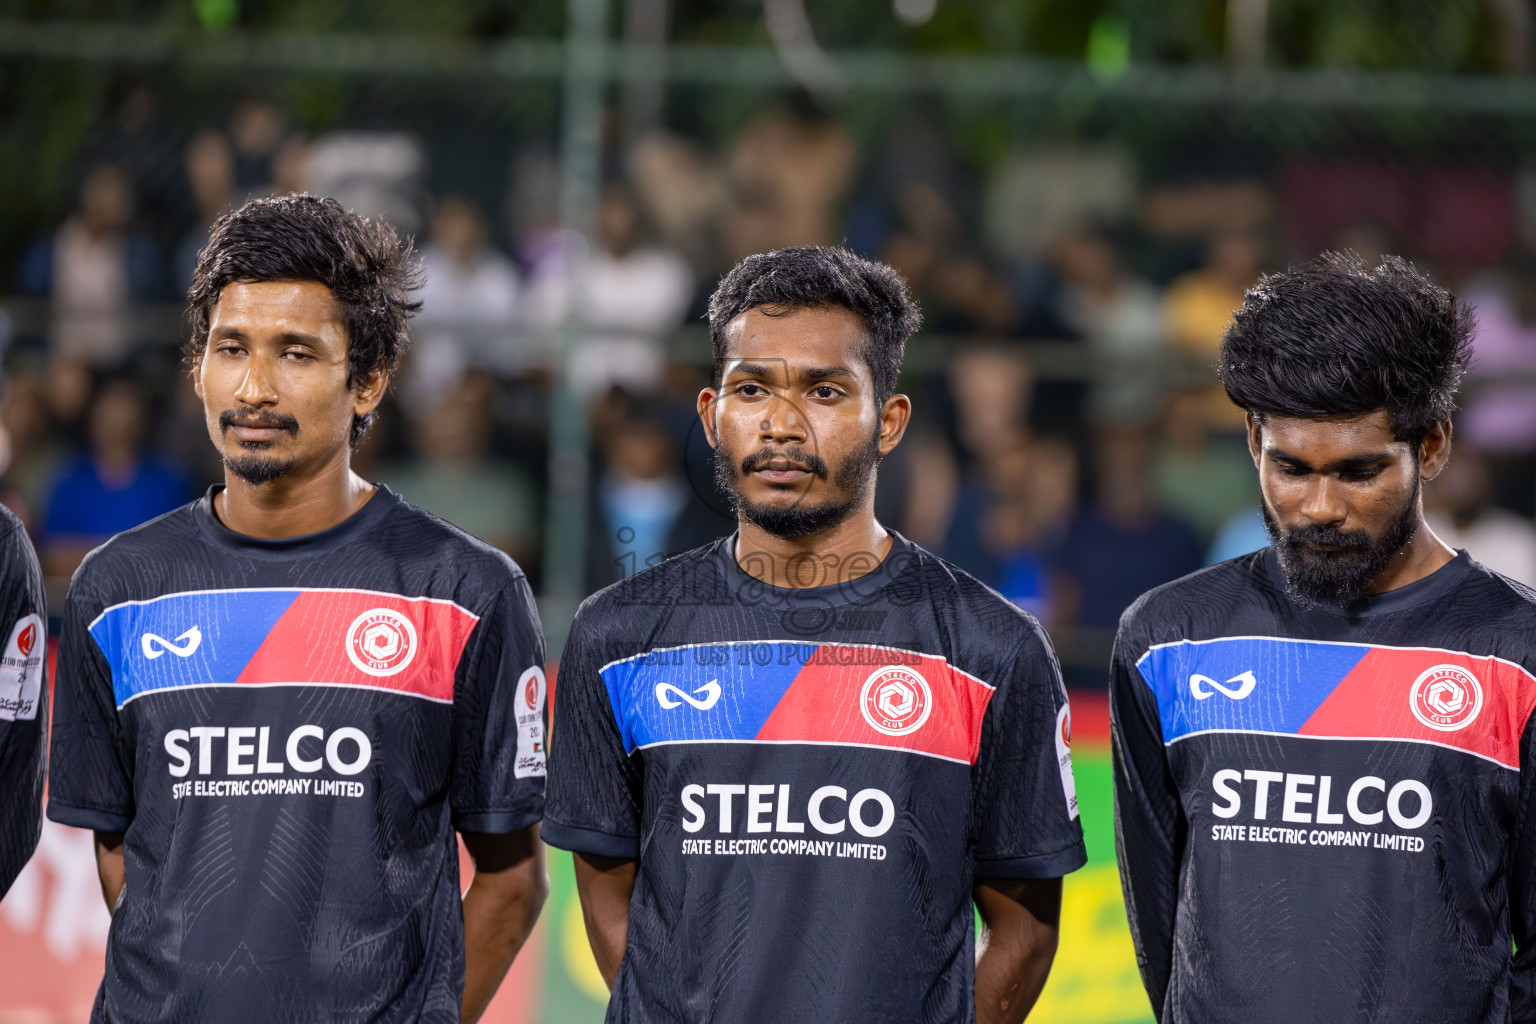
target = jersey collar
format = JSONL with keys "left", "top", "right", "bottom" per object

{"left": 191, "top": 483, "right": 401, "bottom": 559}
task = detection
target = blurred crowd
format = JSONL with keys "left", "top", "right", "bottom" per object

{"left": 7, "top": 89, "right": 1536, "bottom": 677}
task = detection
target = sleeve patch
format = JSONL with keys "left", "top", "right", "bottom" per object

{"left": 0, "top": 613, "right": 44, "bottom": 721}
{"left": 1055, "top": 703, "right": 1079, "bottom": 820}
{"left": 515, "top": 665, "right": 547, "bottom": 779}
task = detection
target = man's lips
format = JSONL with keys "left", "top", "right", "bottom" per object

{"left": 751, "top": 458, "right": 816, "bottom": 483}
{"left": 228, "top": 422, "right": 287, "bottom": 443}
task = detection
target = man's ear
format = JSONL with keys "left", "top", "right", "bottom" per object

{"left": 1420, "top": 420, "right": 1453, "bottom": 481}
{"left": 697, "top": 388, "right": 720, "bottom": 449}
{"left": 353, "top": 366, "right": 388, "bottom": 417}
{"left": 1245, "top": 412, "right": 1262, "bottom": 468}
{"left": 192, "top": 356, "right": 204, "bottom": 401}
{"left": 877, "top": 394, "right": 912, "bottom": 456}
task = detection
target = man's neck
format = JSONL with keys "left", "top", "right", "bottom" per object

{"left": 1365, "top": 514, "right": 1457, "bottom": 595}
{"left": 215, "top": 451, "right": 375, "bottom": 540}
{"left": 735, "top": 503, "right": 893, "bottom": 589}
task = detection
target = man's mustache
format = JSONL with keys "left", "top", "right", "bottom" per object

{"left": 739, "top": 447, "right": 828, "bottom": 480}
{"left": 218, "top": 408, "right": 299, "bottom": 436}
{"left": 1280, "top": 524, "right": 1373, "bottom": 552}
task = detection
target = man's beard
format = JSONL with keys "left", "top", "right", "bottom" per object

{"left": 714, "top": 432, "right": 881, "bottom": 540}
{"left": 219, "top": 408, "right": 299, "bottom": 485}
{"left": 1262, "top": 479, "right": 1420, "bottom": 609}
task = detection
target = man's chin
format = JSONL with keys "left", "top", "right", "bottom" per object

{"left": 736, "top": 493, "right": 858, "bottom": 540}
{"left": 225, "top": 453, "right": 298, "bottom": 486}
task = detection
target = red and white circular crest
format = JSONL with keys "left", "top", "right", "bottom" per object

{"left": 1409, "top": 664, "right": 1483, "bottom": 732}
{"left": 346, "top": 608, "right": 418, "bottom": 677}
{"left": 525, "top": 672, "right": 540, "bottom": 711}
{"left": 860, "top": 665, "right": 932, "bottom": 736}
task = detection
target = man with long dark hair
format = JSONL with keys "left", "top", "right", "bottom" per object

{"left": 1112, "top": 251, "right": 1536, "bottom": 1022}
{"left": 544, "top": 246, "right": 1086, "bottom": 1024}
{"left": 48, "top": 195, "right": 547, "bottom": 1023}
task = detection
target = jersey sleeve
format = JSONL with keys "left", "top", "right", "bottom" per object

{"left": 1510, "top": 711, "right": 1536, "bottom": 1020}
{"left": 449, "top": 568, "right": 547, "bottom": 834}
{"left": 969, "top": 617, "right": 1088, "bottom": 880}
{"left": 1110, "top": 617, "right": 1183, "bottom": 1023}
{"left": 541, "top": 603, "right": 642, "bottom": 859}
{"left": 48, "top": 563, "right": 135, "bottom": 834}
{"left": 0, "top": 520, "right": 47, "bottom": 896}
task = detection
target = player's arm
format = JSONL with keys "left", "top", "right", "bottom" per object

{"left": 540, "top": 603, "right": 645, "bottom": 991}
{"left": 571, "top": 852, "right": 638, "bottom": 988}
{"left": 0, "top": 519, "right": 47, "bottom": 897}
{"left": 49, "top": 561, "right": 137, "bottom": 908}
{"left": 460, "top": 825, "right": 547, "bottom": 1024}
{"left": 1509, "top": 712, "right": 1536, "bottom": 1021}
{"left": 1109, "top": 626, "right": 1182, "bottom": 1022}
{"left": 94, "top": 831, "right": 126, "bottom": 911}
{"left": 447, "top": 569, "right": 552, "bottom": 1020}
{"left": 973, "top": 876, "right": 1062, "bottom": 1024}
{"left": 968, "top": 616, "right": 1087, "bottom": 1021}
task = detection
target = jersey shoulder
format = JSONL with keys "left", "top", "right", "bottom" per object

{"left": 1117, "top": 551, "right": 1265, "bottom": 647}
{"left": 571, "top": 538, "right": 728, "bottom": 640}
{"left": 901, "top": 542, "right": 1057, "bottom": 685}
{"left": 384, "top": 493, "right": 529, "bottom": 589}
{"left": 68, "top": 501, "right": 202, "bottom": 607}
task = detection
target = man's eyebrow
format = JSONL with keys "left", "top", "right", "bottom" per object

{"left": 208, "top": 325, "right": 323, "bottom": 346}
{"left": 724, "top": 361, "right": 782, "bottom": 380}
{"left": 1267, "top": 447, "right": 1393, "bottom": 469}
{"left": 798, "top": 365, "right": 857, "bottom": 382}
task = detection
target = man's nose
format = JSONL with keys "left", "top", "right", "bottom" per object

{"left": 233, "top": 355, "right": 279, "bottom": 407}
{"left": 1298, "top": 476, "right": 1348, "bottom": 527}
{"left": 757, "top": 395, "right": 808, "bottom": 446}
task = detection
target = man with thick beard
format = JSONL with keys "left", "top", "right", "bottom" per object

{"left": 48, "top": 195, "right": 547, "bottom": 1023}
{"left": 544, "top": 246, "right": 1086, "bottom": 1024}
{"left": 1111, "top": 251, "right": 1536, "bottom": 1023}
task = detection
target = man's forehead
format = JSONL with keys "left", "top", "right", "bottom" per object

{"left": 1259, "top": 410, "right": 1407, "bottom": 455}
{"left": 721, "top": 306, "right": 868, "bottom": 378}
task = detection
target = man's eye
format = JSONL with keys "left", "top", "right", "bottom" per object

{"left": 1278, "top": 466, "right": 1309, "bottom": 477}
{"left": 1343, "top": 469, "right": 1381, "bottom": 482}
{"left": 737, "top": 383, "right": 766, "bottom": 396}
{"left": 812, "top": 386, "right": 839, "bottom": 399}
{"left": 282, "top": 351, "right": 313, "bottom": 362}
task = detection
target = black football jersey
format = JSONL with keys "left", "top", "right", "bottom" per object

{"left": 1112, "top": 548, "right": 1536, "bottom": 1023}
{"left": 47, "top": 486, "right": 546, "bottom": 1024}
{"left": 543, "top": 532, "right": 1087, "bottom": 1024}
{"left": 0, "top": 503, "right": 47, "bottom": 897}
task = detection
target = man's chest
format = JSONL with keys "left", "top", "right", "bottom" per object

{"left": 1138, "top": 634, "right": 1536, "bottom": 847}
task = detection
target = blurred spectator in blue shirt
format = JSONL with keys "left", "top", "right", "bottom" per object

{"left": 1054, "top": 429, "right": 1204, "bottom": 629}
{"left": 43, "top": 377, "right": 188, "bottom": 576}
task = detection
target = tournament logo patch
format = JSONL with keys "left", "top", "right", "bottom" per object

{"left": 1410, "top": 663, "right": 1483, "bottom": 732}
{"left": 525, "top": 672, "right": 540, "bottom": 711}
{"left": 860, "top": 664, "right": 932, "bottom": 736}
{"left": 345, "top": 608, "right": 419, "bottom": 677}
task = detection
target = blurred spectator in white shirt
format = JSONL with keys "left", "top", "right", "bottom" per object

{"left": 378, "top": 372, "right": 539, "bottom": 568}
{"left": 1426, "top": 444, "right": 1536, "bottom": 586}
{"left": 19, "top": 165, "right": 163, "bottom": 367}
{"left": 175, "top": 131, "right": 237, "bottom": 289}
{"left": 410, "top": 197, "right": 525, "bottom": 409}
{"left": 1050, "top": 222, "right": 1166, "bottom": 424}
{"left": 527, "top": 182, "right": 692, "bottom": 398}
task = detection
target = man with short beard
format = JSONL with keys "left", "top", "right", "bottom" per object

{"left": 544, "top": 246, "right": 1086, "bottom": 1024}
{"left": 48, "top": 195, "right": 547, "bottom": 1024}
{"left": 1111, "top": 251, "right": 1536, "bottom": 1023}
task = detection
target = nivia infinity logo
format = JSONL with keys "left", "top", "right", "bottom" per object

{"left": 1189, "top": 670, "right": 1257, "bottom": 701}
{"left": 141, "top": 626, "right": 202, "bottom": 660}
{"left": 655, "top": 680, "right": 722, "bottom": 710}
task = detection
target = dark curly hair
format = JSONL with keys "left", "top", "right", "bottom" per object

{"left": 186, "top": 193, "right": 422, "bottom": 446}
{"left": 707, "top": 246, "right": 922, "bottom": 406}
{"left": 1218, "top": 250, "right": 1474, "bottom": 447}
